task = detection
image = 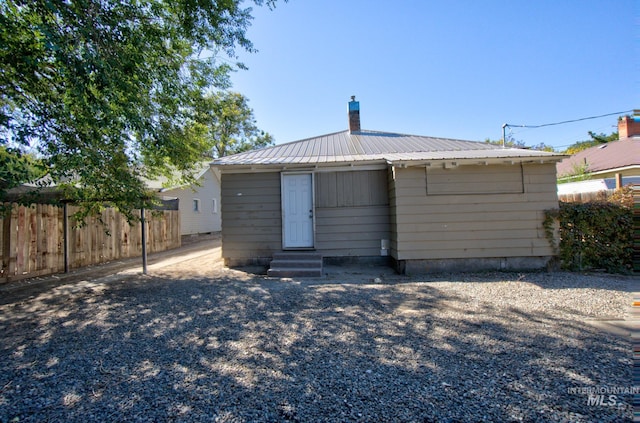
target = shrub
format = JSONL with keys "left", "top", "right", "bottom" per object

{"left": 545, "top": 188, "right": 634, "bottom": 273}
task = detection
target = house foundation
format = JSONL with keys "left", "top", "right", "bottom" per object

{"left": 394, "top": 256, "right": 554, "bottom": 275}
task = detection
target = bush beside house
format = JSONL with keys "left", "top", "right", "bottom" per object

{"left": 546, "top": 186, "right": 635, "bottom": 273}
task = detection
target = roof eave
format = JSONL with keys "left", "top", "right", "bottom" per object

{"left": 389, "top": 155, "right": 567, "bottom": 168}
{"left": 588, "top": 164, "right": 640, "bottom": 175}
{"left": 212, "top": 159, "right": 390, "bottom": 173}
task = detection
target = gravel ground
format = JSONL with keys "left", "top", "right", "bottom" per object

{"left": 0, "top": 255, "right": 636, "bottom": 422}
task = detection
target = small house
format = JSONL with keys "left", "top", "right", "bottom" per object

{"left": 212, "top": 98, "right": 565, "bottom": 274}
{"left": 557, "top": 115, "right": 640, "bottom": 191}
{"left": 147, "top": 164, "right": 222, "bottom": 236}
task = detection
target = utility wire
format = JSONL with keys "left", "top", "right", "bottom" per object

{"left": 504, "top": 110, "right": 633, "bottom": 129}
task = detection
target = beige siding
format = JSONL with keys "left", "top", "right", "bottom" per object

{"left": 221, "top": 172, "right": 282, "bottom": 262}
{"left": 162, "top": 169, "right": 221, "bottom": 235}
{"left": 315, "top": 206, "right": 389, "bottom": 257}
{"left": 221, "top": 163, "right": 561, "bottom": 264}
{"left": 426, "top": 165, "right": 523, "bottom": 194}
{"left": 392, "top": 163, "right": 558, "bottom": 261}
{"left": 388, "top": 168, "right": 399, "bottom": 259}
{"left": 222, "top": 169, "right": 390, "bottom": 263}
{"left": 315, "top": 170, "right": 390, "bottom": 257}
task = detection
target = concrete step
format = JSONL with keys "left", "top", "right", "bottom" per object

{"left": 267, "top": 267, "right": 323, "bottom": 278}
{"left": 268, "top": 251, "right": 323, "bottom": 278}
{"left": 269, "top": 259, "right": 320, "bottom": 269}
{"left": 272, "top": 252, "right": 322, "bottom": 261}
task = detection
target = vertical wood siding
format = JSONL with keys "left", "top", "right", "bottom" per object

{"left": 315, "top": 170, "right": 388, "bottom": 207}
{"left": 315, "top": 170, "right": 390, "bottom": 257}
{"left": 391, "top": 163, "right": 558, "bottom": 260}
{"left": 220, "top": 172, "right": 282, "bottom": 262}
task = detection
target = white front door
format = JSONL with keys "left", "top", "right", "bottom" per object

{"left": 282, "top": 173, "right": 314, "bottom": 248}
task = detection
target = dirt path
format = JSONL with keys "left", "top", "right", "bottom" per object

{"left": 0, "top": 233, "right": 222, "bottom": 302}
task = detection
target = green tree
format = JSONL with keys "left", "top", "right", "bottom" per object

{"left": 0, "top": 146, "right": 45, "bottom": 193}
{"left": 0, "top": 0, "right": 277, "bottom": 221}
{"left": 564, "top": 131, "right": 618, "bottom": 154}
{"left": 197, "top": 91, "right": 274, "bottom": 158}
{"left": 484, "top": 137, "right": 555, "bottom": 152}
{"left": 557, "top": 160, "right": 590, "bottom": 183}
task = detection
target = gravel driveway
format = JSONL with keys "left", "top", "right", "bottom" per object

{"left": 0, "top": 251, "right": 635, "bottom": 422}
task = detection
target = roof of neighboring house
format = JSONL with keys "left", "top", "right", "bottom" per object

{"left": 212, "top": 130, "right": 564, "bottom": 167}
{"left": 556, "top": 136, "right": 640, "bottom": 177}
{"left": 144, "top": 162, "right": 212, "bottom": 191}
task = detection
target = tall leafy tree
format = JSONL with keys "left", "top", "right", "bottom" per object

{"left": 563, "top": 131, "right": 618, "bottom": 155}
{"left": 0, "top": 0, "right": 277, "bottom": 220}
{"left": 0, "top": 146, "right": 45, "bottom": 192}
{"left": 197, "top": 91, "right": 274, "bottom": 158}
{"left": 484, "top": 137, "right": 555, "bottom": 152}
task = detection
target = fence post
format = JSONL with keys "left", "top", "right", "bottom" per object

{"left": 1, "top": 204, "right": 11, "bottom": 278}
{"left": 63, "top": 202, "right": 69, "bottom": 273}
{"left": 141, "top": 208, "right": 147, "bottom": 275}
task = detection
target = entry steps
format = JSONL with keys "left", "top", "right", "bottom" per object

{"left": 267, "top": 251, "right": 323, "bottom": 278}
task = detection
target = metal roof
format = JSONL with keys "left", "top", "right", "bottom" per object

{"left": 212, "top": 129, "right": 565, "bottom": 167}
{"left": 556, "top": 136, "right": 640, "bottom": 177}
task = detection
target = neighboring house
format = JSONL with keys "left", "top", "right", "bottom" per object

{"left": 558, "top": 176, "right": 640, "bottom": 196}
{"left": 147, "top": 164, "right": 221, "bottom": 236}
{"left": 557, "top": 116, "right": 640, "bottom": 192}
{"left": 6, "top": 164, "right": 222, "bottom": 237}
{"left": 212, "top": 98, "right": 565, "bottom": 273}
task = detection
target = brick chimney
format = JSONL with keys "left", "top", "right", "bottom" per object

{"left": 618, "top": 115, "right": 640, "bottom": 138}
{"left": 348, "top": 96, "right": 360, "bottom": 133}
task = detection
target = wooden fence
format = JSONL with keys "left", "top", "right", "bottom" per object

{"left": 1, "top": 203, "right": 180, "bottom": 283}
{"left": 558, "top": 189, "right": 615, "bottom": 203}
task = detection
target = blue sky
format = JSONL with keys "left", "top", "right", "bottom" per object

{"left": 229, "top": 0, "right": 638, "bottom": 150}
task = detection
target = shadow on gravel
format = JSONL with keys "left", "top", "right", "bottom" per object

{"left": 519, "top": 271, "right": 638, "bottom": 293}
{"left": 0, "top": 271, "right": 632, "bottom": 422}
{"left": 389, "top": 270, "right": 638, "bottom": 293}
